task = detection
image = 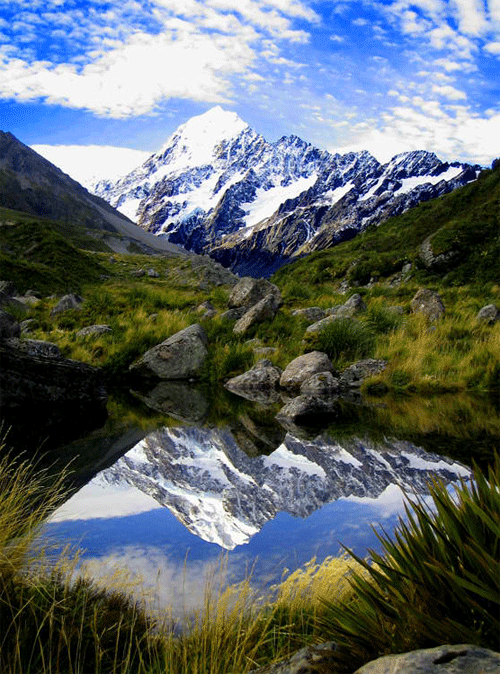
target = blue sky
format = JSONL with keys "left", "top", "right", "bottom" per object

{"left": 0, "top": 0, "right": 499, "bottom": 171}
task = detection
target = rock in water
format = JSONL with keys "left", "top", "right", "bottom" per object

{"left": 129, "top": 323, "right": 208, "bottom": 380}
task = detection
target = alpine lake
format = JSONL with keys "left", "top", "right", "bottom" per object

{"left": 25, "top": 382, "right": 500, "bottom": 617}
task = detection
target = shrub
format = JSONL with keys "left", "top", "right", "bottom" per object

{"left": 319, "top": 458, "right": 500, "bottom": 671}
{"left": 364, "top": 306, "right": 403, "bottom": 334}
{"left": 306, "top": 318, "right": 375, "bottom": 363}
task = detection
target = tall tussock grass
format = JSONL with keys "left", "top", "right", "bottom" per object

{"left": 319, "top": 457, "right": 500, "bottom": 671}
{"left": 0, "top": 445, "right": 159, "bottom": 674}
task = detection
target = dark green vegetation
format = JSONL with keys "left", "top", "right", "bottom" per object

{"left": 0, "top": 210, "right": 109, "bottom": 294}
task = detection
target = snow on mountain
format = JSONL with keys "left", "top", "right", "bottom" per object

{"left": 92, "top": 108, "right": 481, "bottom": 276}
{"left": 98, "top": 425, "right": 470, "bottom": 551}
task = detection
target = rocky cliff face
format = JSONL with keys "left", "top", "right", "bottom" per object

{"left": 93, "top": 107, "right": 481, "bottom": 276}
{"left": 100, "top": 425, "right": 469, "bottom": 550}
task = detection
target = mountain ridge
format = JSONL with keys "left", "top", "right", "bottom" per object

{"left": 93, "top": 107, "right": 481, "bottom": 276}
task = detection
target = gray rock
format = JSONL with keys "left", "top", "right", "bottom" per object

{"left": 129, "top": 323, "right": 208, "bottom": 380}
{"left": 225, "top": 359, "right": 282, "bottom": 400}
{"left": 325, "top": 304, "right": 342, "bottom": 316}
{"left": 280, "top": 351, "right": 334, "bottom": 390}
{"left": 228, "top": 277, "right": 281, "bottom": 309}
{"left": 291, "top": 307, "right": 326, "bottom": 323}
{"left": 51, "top": 293, "right": 83, "bottom": 316}
{"left": 477, "top": 304, "right": 499, "bottom": 324}
{"left": 0, "top": 309, "right": 20, "bottom": 339}
{"left": 341, "top": 293, "right": 367, "bottom": 315}
{"left": 219, "top": 307, "right": 246, "bottom": 321}
{"left": 276, "top": 394, "right": 339, "bottom": 423}
{"left": 147, "top": 268, "right": 160, "bottom": 277}
{"left": 233, "top": 293, "right": 282, "bottom": 335}
{"left": 354, "top": 644, "right": 500, "bottom": 674}
{"left": 305, "top": 313, "right": 342, "bottom": 335}
{"left": 0, "top": 340, "right": 106, "bottom": 419}
{"left": 411, "top": 289, "right": 445, "bottom": 321}
{"left": 300, "top": 370, "right": 339, "bottom": 396}
{"left": 4, "top": 338, "right": 61, "bottom": 359}
{"left": 13, "top": 294, "right": 41, "bottom": 307}
{"left": 77, "top": 325, "right": 112, "bottom": 337}
{"left": 20, "top": 318, "right": 38, "bottom": 334}
{"left": 340, "top": 358, "right": 387, "bottom": 387}
{"left": 249, "top": 642, "right": 337, "bottom": 674}
{"left": 197, "top": 300, "right": 215, "bottom": 313}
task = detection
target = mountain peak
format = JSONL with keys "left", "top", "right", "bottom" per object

{"left": 161, "top": 107, "right": 249, "bottom": 152}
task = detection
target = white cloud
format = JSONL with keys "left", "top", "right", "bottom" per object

{"left": 331, "top": 98, "right": 499, "bottom": 165}
{"left": 0, "top": 0, "right": 317, "bottom": 117}
{"left": 31, "top": 144, "right": 152, "bottom": 186}
{"left": 431, "top": 83, "right": 467, "bottom": 99}
{"left": 484, "top": 40, "right": 500, "bottom": 54}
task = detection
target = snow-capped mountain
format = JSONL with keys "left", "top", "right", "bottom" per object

{"left": 93, "top": 107, "right": 481, "bottom": 276}
{"left": 99, "top": 425, "right": 469, "bottom": 550}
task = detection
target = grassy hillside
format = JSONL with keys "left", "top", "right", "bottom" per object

{"left": 274, "top": 162, "right": 500, "bottom": 289}
{"left": 0, "top": 209, "right": 111, "bottom": 294}
{"left": 1, "top": 159, "right": 499, "bottom": 397}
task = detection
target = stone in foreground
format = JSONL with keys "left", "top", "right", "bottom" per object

{"left": 280, "top": 351, "right": 334, "bottom": 390}
{"left": 129, "top": 323, "right": 208, "bottom": 380}
{"left": 353, "top": 644, "right": 500, "bottom": 674}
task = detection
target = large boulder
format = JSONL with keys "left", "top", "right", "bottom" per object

{"left": 225, "top": 359, "right": 282, "bottom": 403}
{"left": 354, "top": 644, "right": 500, "bottom": 674}
{"left": 411, "top": 289, "right": 445, "bottom": 321}
{"left": 280, "top": 351, "right": 334, "bottom": 390}
{"left": 4, "top": 338, "right": 61, "bottom": 359}
{"left": 233, "top": 293, "right": 282, "bottom": 335}
{"left": 0, "top": 338, "right": 107, "bottom": 447}
{"left": 335, "top": 293, "right": 367, "bottom": 318}
{"left": 228, "top": 277, "right": 281, "bottom": 309}
{"left": 129, "top": 323, "right": 208, "bottom": 380}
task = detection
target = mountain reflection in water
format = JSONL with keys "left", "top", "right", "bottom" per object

{"left": 44, "top": 422, "right": 470, "bottom": 613}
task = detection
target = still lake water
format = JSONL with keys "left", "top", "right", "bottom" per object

{"left": 39, "top": 385, "right": 497, "bottom": 615}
